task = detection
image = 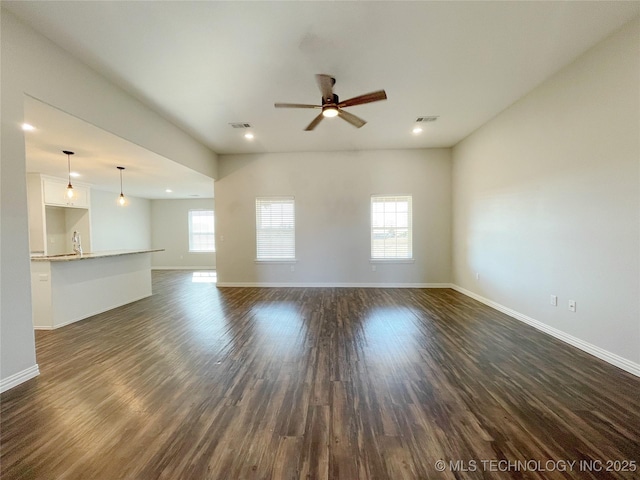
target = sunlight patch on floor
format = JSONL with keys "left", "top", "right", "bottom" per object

{"left": 192, "top": 271, "right": 217, "bottom": 283}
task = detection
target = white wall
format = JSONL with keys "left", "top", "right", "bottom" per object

{"left": 26, "top": 173, "right": 45, "bottom": 254}
{"left": 90, "top": 189, "right": 151, "bottom": 251}
{"left": 44, "top": 207, "right": 68, "bottom": 255}
{"left": 0, "top": 9, "right": 217, "bottom": 390}
{"left": 452, "top": 19, "right": 640, "bottom": 370}
{"left": 216, "top": 149, "right": 451, "bottom": 286}
{"left": 151, "top": 198, "right": 216, "bottom": 269}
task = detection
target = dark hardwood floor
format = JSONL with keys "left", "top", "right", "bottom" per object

{"left": 1, "top": 270, "right": 639, "bottom": 479}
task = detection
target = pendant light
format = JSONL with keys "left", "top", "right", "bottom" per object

{"left": 117, "top": 166, "right": 128, "bottom": 206}
{"left": 63, "top": 150, "right": 77, "bottom": 202}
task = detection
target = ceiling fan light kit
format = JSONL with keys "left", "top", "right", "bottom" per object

{"left": 322, "top": 106, "right": 339, "bottom": 118}
{"left": 275, "top": 74, "right": 387, "bottom": 131}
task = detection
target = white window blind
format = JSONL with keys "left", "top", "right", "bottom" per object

{"left": 255, "top": 197, "right": 295, "bottom": 260}
{"left": 371, "top": 195, "right": 412, "bottom": 259}
{"left": 188, "top": 210, "right": 215, "bottom": 252}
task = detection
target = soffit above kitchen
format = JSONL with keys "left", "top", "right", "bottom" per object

{"left": 24, "top": 96, "right": 214, "bottom": 200}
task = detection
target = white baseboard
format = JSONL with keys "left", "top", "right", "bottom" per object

{"left": 0, "top": 364, "right": 40, "bottom": 393}
{"left": 152, "top": 266, "right": 216, "bottom": 271}
{"left": 216, "top": 282, "right": 451, "bottom": 288}
{"left": 451, "top": 284, "right": 640, "bottom": 378}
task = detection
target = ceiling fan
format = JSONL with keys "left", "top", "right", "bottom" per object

{"left": 275, "top": 74, "right": 387, "bottom": 131}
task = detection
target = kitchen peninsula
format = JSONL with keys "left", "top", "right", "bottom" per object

{"left": 31, "top": 249, "right": 163, "bottom": 329}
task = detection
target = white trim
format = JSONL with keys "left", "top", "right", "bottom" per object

{"left": 217, "top": 282, "right": 451, "bottom": 288}
{"left": 451, "top": 284, "right": 640, "bottom": 378}
{"left": 369, "top": 259, "right": 415, "bottom": 264}
{"left": 254, "top": 259, "right": 298, "bottom": 264}
{"left": 152, "top": 266, "right": 215, "bottom": 270}
{"left": 0, "top": 364, "right": 40, "bottom": 393}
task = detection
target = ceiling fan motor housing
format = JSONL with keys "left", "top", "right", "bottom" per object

{"left": 323, "top": 93, "right": 339, "bottom": 105}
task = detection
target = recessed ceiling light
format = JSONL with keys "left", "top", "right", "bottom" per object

{"left": 22, "top": 123, "right": 36, "bottom": 131}
{"left": 165, "top": 189, "right": 173, "bottom": 193}
{"left": 244, "top": 133, "right": 254, "bottom": 140}
{"left": 69, "top": 172, "right": 81, "bottom": 178}
{"left": 412, "top": 127, "right": 423, "bottom": 134}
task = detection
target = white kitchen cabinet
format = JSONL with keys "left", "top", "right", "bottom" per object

{"left": 42, "top": 176, "right": 90, "bottom": 208}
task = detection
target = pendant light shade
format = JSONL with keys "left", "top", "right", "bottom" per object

{"left": 117, "top": 166, "right": 128, "bottom": 206}
{"left": 63, "top": 150, "right": 77, "bottom": 202}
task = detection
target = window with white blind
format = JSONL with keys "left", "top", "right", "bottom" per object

{"left": 188, "top": 210, "right": 215, "bottom": 252}
{"left": 255, "top": 197, "right": 295, "bottom": 260}
{"left": 371, "top": 195, "right": 413, "bottom": 260}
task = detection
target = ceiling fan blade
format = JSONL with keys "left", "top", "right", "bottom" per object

{"left": 275, "top": 103, "right": 321, "bottom": 109}
{"left": 316, "top": 74, "right": 334, "bottom": 100}
{"left": 338, "top": 90, "right": 387, "bottom": 108}
{"left": 304, "top": 113, "right": 325, "bottom": 131}
{"left": 338, "top": 109, "right": 366, "bottom": 128}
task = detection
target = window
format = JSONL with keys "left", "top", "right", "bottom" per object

{"left": 188, "top": 210, "right": 215, "bottom": 252}
{"left": 371, "top": 195, "right": 412, "bottom": 259}
{"left": 255, "top": 197, "right": 295, "bottom": 260}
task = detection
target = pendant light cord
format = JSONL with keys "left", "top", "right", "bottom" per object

{"left": 117, "top": 166, "right": 126, "bottom": 204}
{"left": 63, "top": 150, "right": 74, "bottom": 188}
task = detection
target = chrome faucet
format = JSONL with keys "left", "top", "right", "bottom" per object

{"left": 72, "top": 230, "right": 83, "bottom": 255}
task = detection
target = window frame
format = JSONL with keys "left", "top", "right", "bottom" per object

{"left": 370, "top": 194, "right": 413, "bottom": 262}
{"left": 255, "top": 196, "right": 296, "bottom": 263}
{"left": 188, "top": 209, "right": 215, "bottom": 253}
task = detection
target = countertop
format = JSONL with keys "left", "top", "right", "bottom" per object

{"left": 31, "top": 248, "right": 164, "bottom": 262}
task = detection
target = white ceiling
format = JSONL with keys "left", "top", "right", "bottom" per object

{"left": 23, "top": 97, "right": 214, "bottom": 199}
{"left": 5, "top": 2, "right": 640, "bottom": 157}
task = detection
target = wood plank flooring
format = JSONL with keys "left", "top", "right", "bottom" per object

{"left": 1, "top": 270, "right": 639, "bottom": 479}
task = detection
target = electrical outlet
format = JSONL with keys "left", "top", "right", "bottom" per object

{"left": 372, "top": 265, "right": 376, "bottom": 272}
{"left": 290, "top": 265, "right": 295, "bottom": 272}
{"left": 550, "top": 295, "right": 557, "bottom": 306}
{"left": 475, "top": 272, "right": 480, "bottom": 280}
{"left": 568, "top": 300, "right": 576, "bottom": 312}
